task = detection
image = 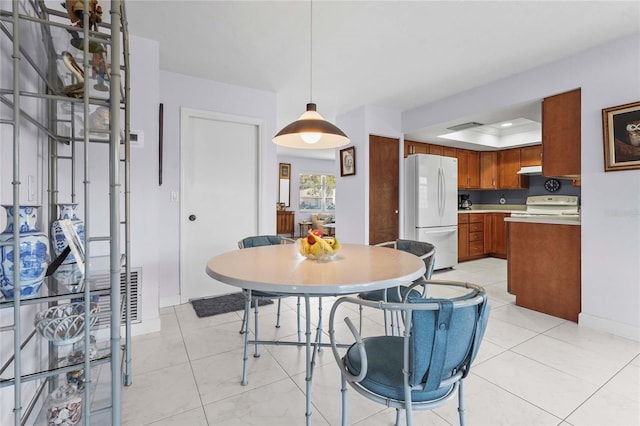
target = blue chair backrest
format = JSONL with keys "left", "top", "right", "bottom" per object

{"left": 408, "top": 293, "right": 489, "bottom": 390}
{"left": 396, "top": 239, "right": 436, "bottom": 279}
{"left": 240, "top": 235, "right": 282, "bottom": 248}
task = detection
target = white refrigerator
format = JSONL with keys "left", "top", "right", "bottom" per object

{"left": 404, "top": 154, "right": 458, "bottom": 270}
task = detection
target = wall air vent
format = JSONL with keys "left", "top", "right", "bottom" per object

{"left": 92, "top": 267, "right": 142, "bottom": 327}
{"left": 446, "top": 122, "right": 484, "bottom": 131}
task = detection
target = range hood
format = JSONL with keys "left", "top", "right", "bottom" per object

{"left": 517, "top": 165, "right": 542, "bottom": 175}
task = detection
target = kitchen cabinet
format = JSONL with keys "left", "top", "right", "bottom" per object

{"left": 542, "top": 88, "right": 581, "bottom": 179}
{"left": 480, "top": 151, "right": 498, "bottom": 189}
{"left": 457, "top": 149, "right": 480, "bottom": 189}
{"left": 498, "top": 148, "right": 529, "bottom": 189}
{"left": 458, "top": 213, "right": 484, "bottom": 261}
{"left": 458, "top": 214, "right": 469, "bottom": 260}
{"left": 508, "top": 221, "right": 581, "bottom": 321}
{"left": 442, "top": 146, "right": 457, "bottom": 158}
{"left": 485, "top": 213, "right": 509, "bottom": 258}
{"left": 277, "top": 210, "right": 295, "bottom": 237}
{"left": 428, "top": 144, "right": 443, "bottom": 156}
{"left": 404, "top": 140, "right": 429, "bottom": 157}
{"left": 520, "top": 145, "right": 542, "bottom": 166}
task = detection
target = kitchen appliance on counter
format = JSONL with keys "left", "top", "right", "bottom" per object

{"left": 404, "top": 154, "right": 458, "bottom": 270}
{"left": 459, "top": 194, "right": 472, "bottom": 210}
{"left": 510, "top": 195, "right": 580, "bottom": 220}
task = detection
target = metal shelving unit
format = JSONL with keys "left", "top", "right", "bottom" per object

{"left": 0, "top": 1, "right": 131, "bottom": 424}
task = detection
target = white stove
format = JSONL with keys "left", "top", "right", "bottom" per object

{"left": 510, "top": 195, "right": 580, "bottom": 220}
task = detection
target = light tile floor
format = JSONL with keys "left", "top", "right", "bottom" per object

{"left": 120, "top": 258, "right": 640, "bottom": 426}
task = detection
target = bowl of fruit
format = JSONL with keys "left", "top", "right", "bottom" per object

{"left": 299, "top": 230, "right": 340, "bottom": 261}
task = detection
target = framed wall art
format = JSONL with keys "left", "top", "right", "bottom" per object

{"left": 340, "top": 146, "right": 356, "bottom": 177}
{"left": 602, "top": 101, "right": 640, "bottom": 171}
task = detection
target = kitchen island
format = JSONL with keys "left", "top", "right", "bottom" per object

{"left": 506, "top": 216, "right": 581, "bottom": 321}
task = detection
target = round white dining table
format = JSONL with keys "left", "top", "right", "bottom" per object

{"left": 205, "top": 243, "right": 426, "bottom": 425}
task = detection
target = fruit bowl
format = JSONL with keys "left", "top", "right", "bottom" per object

{"left": 298, "top": 231, "right": 340, "bottom": 261}
{"left": 34, "top": 302, "right": 100, "bottom": 346}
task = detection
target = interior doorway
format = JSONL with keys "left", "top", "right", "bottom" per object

{"left": 179, "top": 108, "right": 262, "bottom": 303}
{"left": 369, "top": 135, "right": 400, "bottom": 245}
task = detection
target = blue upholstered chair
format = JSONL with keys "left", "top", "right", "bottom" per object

{"left": 329, "top": 280, "right": 490, "bottom": 426}
{"left": 238, "top": 235, "right": 298, "bottom": 357}
{"left": 358, "top": 239, "right": 436, "bottom": 335}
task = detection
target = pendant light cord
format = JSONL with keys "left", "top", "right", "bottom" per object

{"left": 309, "top": 0, "right": 313, "bottom": 103}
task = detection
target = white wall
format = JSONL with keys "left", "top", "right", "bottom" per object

{"left": 157, "top": 71, "right": 278, "bottom": 306}
{"left": 402, "top": 33, "right": 640, "bottom": 341}
{"left": 335, "top": 105, "right": 403, "bottom": 244}
{"left": 276, "top": 155, "right": 334, "bottom": 231}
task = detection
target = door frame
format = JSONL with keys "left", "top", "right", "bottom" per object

{"left": 179, "top": 107, "right": 264, "bottom": 303}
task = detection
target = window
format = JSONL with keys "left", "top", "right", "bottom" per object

{"left": 299, "top": 174, "right": 335, "bottom": 211}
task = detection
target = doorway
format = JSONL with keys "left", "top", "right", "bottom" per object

{"left": 369, "top": 135, "right": 400, "bottom": 245}
{"left": 179, "top": 108, "right": 262, "bottom": 303}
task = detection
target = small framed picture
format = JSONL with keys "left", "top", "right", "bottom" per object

{"left": 340, "top": 146, "right": 356, "bottom": 177}
{"left": 602, "top": 101, "right": 640, "bottom": 171}
{"left": 279, "top": 163, "right": 291, "bottom": 179}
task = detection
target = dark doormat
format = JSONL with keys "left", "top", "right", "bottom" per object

{"left": 191, "top": 292, "right": 274, "bottom": 318}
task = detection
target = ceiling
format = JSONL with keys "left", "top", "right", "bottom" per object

{"left": 124, "top": 1, "right": 640, "bottom": 158}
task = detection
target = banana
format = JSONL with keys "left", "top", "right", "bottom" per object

{"left": 307, "top": 230, "right": 334, "bottom": 254}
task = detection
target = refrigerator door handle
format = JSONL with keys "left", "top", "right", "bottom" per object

{"left": 421, "top": 228, "right": 457, "bottom": 235}
{"left": 441, "top": 166, "right": 446, "bottom": 216}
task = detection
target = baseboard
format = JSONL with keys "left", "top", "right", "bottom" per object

{"left": 579, "top": 312, "right": 640, "bottom": 342}
{"left": 160, "top": 294, "right": 182, "bottom": 308}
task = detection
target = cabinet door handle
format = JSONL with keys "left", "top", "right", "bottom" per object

{"left": 189, "top": 214, "right": 196, "bottom": 221}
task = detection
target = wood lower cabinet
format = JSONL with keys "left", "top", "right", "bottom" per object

{"left": 460, "top": 212, "right": 509, "bottom": 261}
{"left": 508, "top": 221, "right": 581, "bottom": 322}
{"left": 458, "top": 213, "right": 484, "bottom": 261}
{"left": 276, "top": 210, "right": 294, "bottom": 237}
{"left": 458, "top": 214, "right": 469, "bottom": 260}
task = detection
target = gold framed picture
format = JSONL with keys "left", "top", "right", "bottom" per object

{"left": 602, "top": 101, "right": 640, "bottom": 171}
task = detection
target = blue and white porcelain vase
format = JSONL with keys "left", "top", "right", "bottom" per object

{"left": 0, "top": 205, "right": 50, "bottom": 299}
{"left": 51, "top": 203, "right": 85, "bottom": 265}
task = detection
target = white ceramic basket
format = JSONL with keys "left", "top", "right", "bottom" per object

{"left": 34, "top": 302, "right": 99, "bottom": 346}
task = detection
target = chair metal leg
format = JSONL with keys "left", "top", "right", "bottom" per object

{"left": 253, "top": 299, "right": 261, "bottom": 357}
{"left": 239, "top": 292, "right": 248, "bottom": 334}
{"left": 275, "top": 299, "right": 282, "bottom": 328}
{"left": 317, "top": 297, "right": 323, "bottom": 351}
{"left": 297, "top": 296, "right": 302, "bottom": 342}
{"left": 241, "top": 290, "right": 251, "bottom": 385}
{"left": 458, "top": 380, "right": 466, "bottom": 426}
{"left": 340, "top": 373, "right": 348, "bottom": 426}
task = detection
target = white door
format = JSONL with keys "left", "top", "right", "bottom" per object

{"left": 180, "top": 108, "right": 262, "bottom": 303}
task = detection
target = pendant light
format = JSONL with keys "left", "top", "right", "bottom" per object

{"left": 273, "top": 0, "right": 350, "bottom": 149}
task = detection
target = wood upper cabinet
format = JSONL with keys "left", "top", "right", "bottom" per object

{"left": 404, "top": 140, "right": 428, "bottom": 157}
{"left": 427, "top": 144, "right": 443, "bottom": 156}
{"left": 442, "top": 146, "right": 457, "bottom": 158}
{"left": 498, "top": 148, "right": 529, "bottom": 189}
{"left": 520, "top": 145, "right": 542, "bottom": 166}
{"left": 457, "top": 149, "right": 480, "bottom": 189}
{"left": 542, "top": 88, "right": 581, "bottom": 179}
{"left": 480, "top": 151, "right": 498, "bottom": 189}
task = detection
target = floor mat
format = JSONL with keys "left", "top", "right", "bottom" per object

{"left": 191, "top": 292, "right": 273, "bottom": 318}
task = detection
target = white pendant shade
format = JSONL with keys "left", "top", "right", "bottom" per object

{"left": 273, "top": 103, "right": 350, "bottom": 149}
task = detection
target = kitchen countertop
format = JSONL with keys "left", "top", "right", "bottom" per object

{"left": 458, "top": 204, "right": 580, "bottom": 225}
{"left": 458, "top": 204, "right": 526, "bottom": 214}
